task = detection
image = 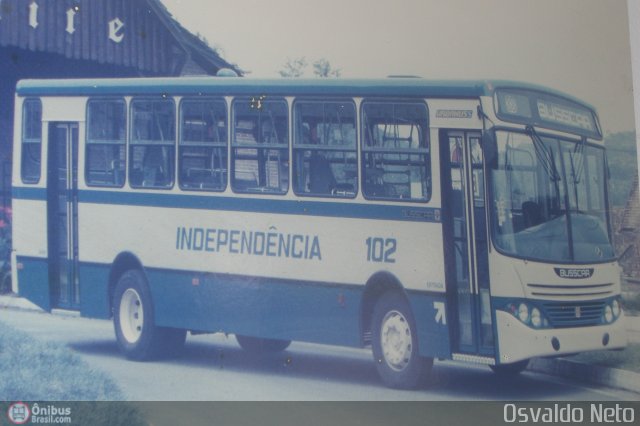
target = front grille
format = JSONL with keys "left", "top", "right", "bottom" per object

{"left": 541, "top": 300, "right": 605, "bottom": 328}
{"left": 527, "top": 282, "right": 614, "bottom": 298}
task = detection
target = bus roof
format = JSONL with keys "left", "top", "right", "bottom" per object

{"left": 14, "top": 77, "right": 595, "bottom": 109}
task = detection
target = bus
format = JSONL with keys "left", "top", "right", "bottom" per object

{"left": 11, "top": 77, "right": 627, "bottom": 389}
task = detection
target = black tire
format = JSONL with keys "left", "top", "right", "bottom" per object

{"left": 490, "top": 359, "right": 530, "bottom": 376}
{"left": 235, "top": 335, "right": 291, "bottom": 353}
{"left": 113, "top": 269, "right": 186, "bottom": 360}
{"left": 372, "top": 291, "right": 433, "bottom": 389}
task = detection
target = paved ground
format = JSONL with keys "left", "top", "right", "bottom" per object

{"left": 1, "top": 304, "right": 639, "bottom": 401}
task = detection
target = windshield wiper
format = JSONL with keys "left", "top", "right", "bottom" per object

{"left": 526, "top": 125, "right": 560, "bottom": 182}
{"left": 526, "top": 125, "right": 567, "bottom": 221}
{"left": 572, "top": 136, "right": 586, "bottom": 184}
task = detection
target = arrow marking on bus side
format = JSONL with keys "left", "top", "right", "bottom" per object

{"left": 434, "top": 302, "right": 446, "bottom": 325}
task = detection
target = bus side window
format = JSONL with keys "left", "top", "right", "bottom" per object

{"left": 86, "top": 99, "right": 126, "bottom": 187}
{"left": 129, "top": 98, "right": 176, "bottom": 189}
{"left": 361, "top": 101, "right": 430, "bottom": 202}
{"left": 231, "top": 98, "right": 288, "bottom": 195}
{"left": 21, "top": 99, "right": 42, "bottom": 184}
{"left": 293, "top": 100, "right": 357, "bottom": 198}
{"left": 179, "top": 98, "right": 228, "bottom": 191}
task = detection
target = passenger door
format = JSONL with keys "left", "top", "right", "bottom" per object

{"left": 48, "top": 123, "right": 80, "bottom": 310}
{"left": 441, "top": 131, "right": 494, "bottom": 356}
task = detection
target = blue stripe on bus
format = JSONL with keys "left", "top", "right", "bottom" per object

{"left": 13, "top": 186, "right": 441, "bottom": 223}
{"left": 12, "top": 187, "right": 47, "bottom": 200}
{"left": 16, "top": 256, "right": 451, "bottom": 358}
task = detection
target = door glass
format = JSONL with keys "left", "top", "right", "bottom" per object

{"left": 447, "top": 133, "right": 493, "bottom": 353}
{"left": 52, "top": 126, "right": 69, "bottom": 305}
{"left": 49, "top": 124, "right": 79, "bottom": 309}
{"left": 449, "top": 135, "right": 473, "bottom": 347}
{"left": 470, "top": 136, "right": 493, "bottom": 348}
{"left": 71, "top": 126, "right": 79, "bottom": 306}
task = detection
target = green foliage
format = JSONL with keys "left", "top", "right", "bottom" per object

{"left": 0, "top": 320, "right": 123, "bottom": 401}
{"left": 279, "top": 57, "right": 341, "bottom": 78}
{"left": 279, "top": 57, "right": 308, "bottom": 78}
{"left": 0, "top": 320, "right": 149, "bottom": 423}
{"left": 605, "top": 131, "right": 638, "bottom": 206}
{"left": 312, "top": 59, "right": 341, "bottom": 78}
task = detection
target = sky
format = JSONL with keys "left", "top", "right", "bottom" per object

{"left": 160, "top": 0, "right": 635, "bottom": 135}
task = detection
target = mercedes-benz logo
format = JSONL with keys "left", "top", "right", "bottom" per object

{"left": 595, "top": 246, "right": 603, "bottom": 258}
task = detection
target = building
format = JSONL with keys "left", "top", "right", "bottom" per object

{"left": 0, "top": 0, "right": 241, "bottom": 207}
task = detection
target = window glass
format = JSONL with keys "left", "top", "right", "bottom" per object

{"left": 231, "top": 97, "right": 288, "bottom": 194}
{"left": 86, "top": 99, "right": 126, "bottom": 187}
{"left": 129, "top": 99, "right": 176, "bottom": 189}
{"left": 489, "top": 131, "right": 614, "bottom": 263}
{"left": 21, "top": 99, "right": 42, "bottom": 183}
{"left": 179, "top": 99, "right": 227, "bottom": 191}
{"left": 293, "top": 101, "right": 357, "bottom": 197}
{"left": 361, "top": 102, "right": 430, "bottom": 201}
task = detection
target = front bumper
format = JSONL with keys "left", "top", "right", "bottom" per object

{"left": 495, "top": 310, "right": 628, "bottom": 364}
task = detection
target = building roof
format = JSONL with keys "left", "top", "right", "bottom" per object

{"left": 0, "top": 0, "right": 241, "bottom": 77}
{"left": 144, "top": 0, "right": 243, "bottom": 76}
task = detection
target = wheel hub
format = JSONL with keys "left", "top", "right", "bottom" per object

{"left": 120, "top": 288, "right": 144, "bottom": 343}
{"left": 380, "top": 310, "right": 412, "bottom": 371}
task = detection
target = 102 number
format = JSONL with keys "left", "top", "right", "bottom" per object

{"left": 366, "top": 237, "right": 397, "bottom": 263}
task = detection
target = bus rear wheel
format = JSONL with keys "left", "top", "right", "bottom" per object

{"left": 113, "top": 269, "right": 186, "bottom": 360}
{"left": 235, "top": 335, "right": 291, "bottom": 353}
{"left": 489, "top": 359, "right": 529, "bottom": 376}
{"left": 372, "top": 292, "right": 433, "bottom": 389}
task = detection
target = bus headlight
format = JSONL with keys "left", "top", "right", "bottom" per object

{"left": 518, "top": 303, "right": 529, "bottom": 323}
{"left": 612, "top": 299, "right": 621, "bottom": 318}
{"left": 603, "top": 305, "right": 613, "bottom": 323}
{"left": 530, "top": 307, "right": 542, "bottom": 328}
{"left": 504, "top": 300, "right": 549, "bottom": 329}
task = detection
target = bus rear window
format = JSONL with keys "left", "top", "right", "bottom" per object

{"left": 86, "top": 99, "right": 126, "bottom": 187}
{"left": 21, "top": 99, "right": 42, "bottom": 184}
{"left": 361, "top": 102, "right": 430, "bottom": 202}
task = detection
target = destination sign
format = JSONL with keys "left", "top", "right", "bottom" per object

{"left": 537, "top": 99, "right": 596, "bottom": 133}
{"left": 495, "top": 89, "right": 601, "bottom": 139}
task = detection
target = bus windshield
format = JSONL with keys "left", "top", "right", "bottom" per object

{"left": 489, "top": 130, "right": 614, "bottom": 263}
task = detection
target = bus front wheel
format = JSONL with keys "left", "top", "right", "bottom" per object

{"left": 372, "top": 292, "right": 433, "bottom": 389}
{"left": 113, "top": 269, "right": 186, "bottom": 360}
{"left": 235, "top": 335, "right": 291, "bottom": 353}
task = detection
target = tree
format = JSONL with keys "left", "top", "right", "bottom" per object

{"left": 279, "top": 57, "right": 342, "bottom": 78}
{"left": 279, "top": 57, "right": 308, "bottom": 78}
{"left": 312, "top": 58, "right": 341, "bottom": 78}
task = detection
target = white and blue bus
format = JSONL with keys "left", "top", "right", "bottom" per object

{"left": 11, "top": 77, "right": 627, "bottom": 388}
